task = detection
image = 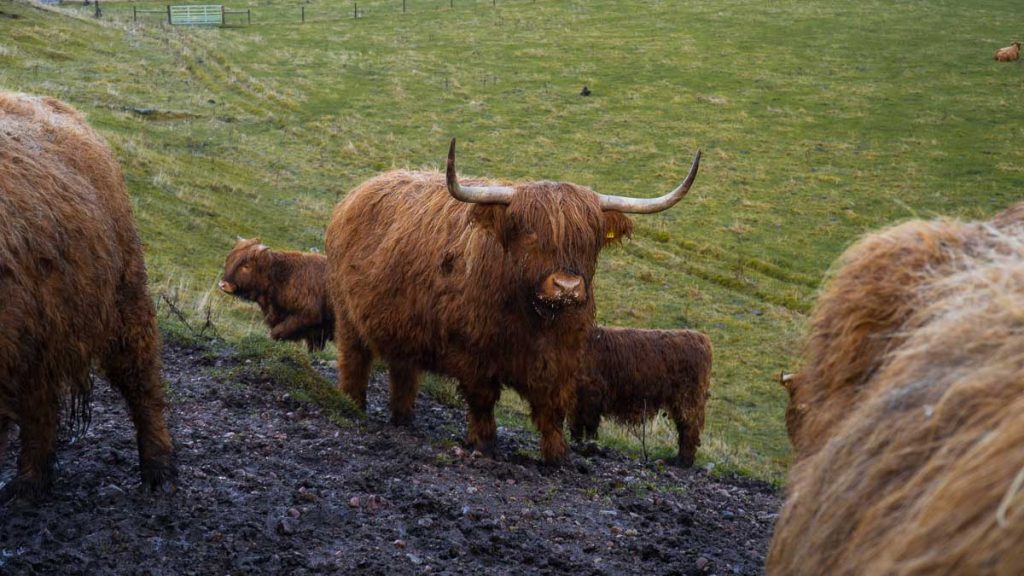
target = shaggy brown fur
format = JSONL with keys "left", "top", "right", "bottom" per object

{"left": 781, "top": 204, "right": 1024, "bottom": 458}
{"left": 327, "top": 169, "right": 642, "bottom": 463}
{"left": 770, "top": 207, "right": 1024, "bottom": 574}
{"left": 994, "top": 40, "right": 1021, "bottom": 61}
{"left": 570, "top": 327, "right": 711, "bottom": 467}
{"left": 220, "top": 238, "right": 334, "bottom": 351}
{"left": 0, "top": 92, "right": 175, "bottom": 501}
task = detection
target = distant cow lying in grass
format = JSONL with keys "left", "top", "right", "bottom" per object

{"left": 219, "top": 238, "right": 334, "bottom": 351}
{"left": 570, "top": 327, "right": 712, "bottom": 467}
{"left": 769, "top": 205, "right": 1024, "bottom": 575}
{"left": 994, "top": 40, "right": 1021, "bottom": 61}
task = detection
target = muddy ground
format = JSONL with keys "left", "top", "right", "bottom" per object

{"left": 0, "top": 341, "right": 780, "bottom": 575}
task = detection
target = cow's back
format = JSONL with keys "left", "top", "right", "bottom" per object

{"left": 587, "top": 328, "right": 711, "bottom": 416}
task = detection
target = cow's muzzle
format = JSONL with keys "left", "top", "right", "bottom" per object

{"left": 536, "top": 272, "right": 586, "bottom": 308}
{"left": 218, "top": 280, "right": 236, "bottom": 294}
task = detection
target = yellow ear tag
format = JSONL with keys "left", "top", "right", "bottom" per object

{"left": 606, "top": 231, "right": 616, "bottom": 239}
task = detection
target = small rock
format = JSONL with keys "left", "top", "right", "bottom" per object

{"left": 287, "top": 508, "right": 301, "bottom": 519}
{"left": 393, "top": 539, "right": 407, "bottom": 549}
{"left": 722, "top": 511, "right": 735, "bottom": 520}
{"left": 277, "top": 517, "right": 297, "bottom": 535}
{"left": 407, "top": 553, "right": 423, "bottom": 565}
{"left": 466, "top": 486, "right": 478, "bottom": 494}
{"left": 696, "top": 557, "right": 710, "bottom": 571}
{"left": 624, "top": 528, "right": 638, "bottom": 537}
{"left": 417, "top": 517, "right": 434, "bottom": 528}
{"left": 349, "top": 496, "right": 361, "bottom": 508}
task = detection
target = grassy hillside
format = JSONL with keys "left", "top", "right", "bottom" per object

{"left": 2, "top": 0, "right": 1022, "bottom": 483}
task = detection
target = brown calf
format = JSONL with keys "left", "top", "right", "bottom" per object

{"left": 220, "top": 238, "right": 334, "bottom": 351}
{"left": 570, "top": 327, "right": 711, "bottom": 467}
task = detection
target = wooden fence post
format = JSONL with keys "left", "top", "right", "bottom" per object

{"left": 166, "top": 4, "right": 171, "bottom": 24}
{"left": 353, "top": 2, "right": 357, "bottom": 18}
{"left": 301, "top": 5, "right": 304, "bottom": 22}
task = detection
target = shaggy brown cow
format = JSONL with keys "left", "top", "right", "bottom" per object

{"left": 994, "top": 40, "right": 1021, "bottom": 61}
{"left": 219, "top": 238, "right": 334, "bottom": 351}
{"left": 781, "top": 206, "right": 1024, "bottom": 458}
{"left": 327, "top": 139, "right": 700, "bottom": 463}
{"left": 769, "top": 207, "right": 1024, "bottom": 574}
{"left": 0, "top": 92, "right": 175, "bottom": 500}
{"left": 569, "top": 327, "right": 711, "bottom": 467}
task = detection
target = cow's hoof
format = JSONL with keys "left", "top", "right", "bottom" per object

{"left": 573, "top": 440, "right": 601, "bottom": 457}
{"left": 467, "top": 438, "right": 496, "bottom": 458}
{"left": 390, "top": 412, "right": 415, "bottom": 427}
{"left": 669, "top": 455, "right": 695, "bottom": 469}
{"left": 141, "top": 458, "right": 178, "bottom": 495}
{"left": 0, "top": 476, "right": 50, "bottom": 504}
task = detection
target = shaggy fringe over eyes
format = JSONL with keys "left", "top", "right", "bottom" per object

{"left": 769, "top": 214, "right": 1024, "bottom": 576}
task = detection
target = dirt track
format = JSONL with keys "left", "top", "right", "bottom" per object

{"left": 0, "top": 341, "right": 780, "bottom": 575}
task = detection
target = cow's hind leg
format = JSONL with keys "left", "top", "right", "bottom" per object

{"left": 102, "top": 282, "right": 176, "bottom": 493}
{"left": 336, "top": 321, "right": 372, "bottom": 411}
{"left": 670, "top": 405, "right": 702, "bottom": 468}
{"left": 1, "top": 388, "right": 58, "bottom": 503}
{"left": 388, "top": 361, "right": 419, "bottom": 426}
{"left": 0, "top": 417, "right": 10, "bottom": 466}
{"left": 463, "top": 380, "right": 500, "bottom": 457}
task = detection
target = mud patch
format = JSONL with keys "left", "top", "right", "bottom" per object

{"left": 1, "top": 341, "right": 780, "bottom": 575}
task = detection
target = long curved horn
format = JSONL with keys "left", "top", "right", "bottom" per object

{"left": 598, "top": 150, "right": 702, "bottom": 214}
{"left": 446, "top": 138, "right": 515, "bottom": 205}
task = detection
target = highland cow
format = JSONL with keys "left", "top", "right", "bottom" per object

{"left": 570, "top": 327, "right": 711, "bottom": 467}
{"left": 769, "top": 206, "right": 1024, "bottom": 575}
{"left": 0, "top": 92, "right": 175, "bottom": 500}
{"left": 219, "top": 238, "right": 334, "bottom": 351}
{"left": 780, "top": 206, "right": 1024, "bottom": 458}
{"left": 994, "top": 40, "right": 1021, "bottom": 61}
{"left": 326, "top": 139, "right": 701, "bottom": 463}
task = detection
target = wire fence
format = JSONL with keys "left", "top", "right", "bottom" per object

{"left": 67, "top": 0, "right": 541, "bottom": 27}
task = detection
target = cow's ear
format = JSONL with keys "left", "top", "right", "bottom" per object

{"left": 602, "top": 211, "right": 634, "bottom": 246}
{"left": 470, "top": 204, "right": 513, "bottom": 248}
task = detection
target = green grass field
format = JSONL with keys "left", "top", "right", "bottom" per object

{"left": 2, "top": 0, "right": 1022, "bottom": 483}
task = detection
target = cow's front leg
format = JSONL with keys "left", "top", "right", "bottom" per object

{"left": 335, "top": 314, "right": 372, "bottom": 411}
{"left": 462, "top": 380, "right": 500, "bottom": 457}
{"left": 388, "top": 361, "right": 419, "bottom": 426}
{"left": 527, "top": 386, "right": 571, "bottom": 465}
{"left": 270, "top": 313, "right": 317, "bottom": 342}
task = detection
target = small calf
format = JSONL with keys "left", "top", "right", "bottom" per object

{"left": 219, "top": 238, "right": 334, "bottom": 351}
{"left": 994, "top": 40, "right": 1021, "bottom": 61}
{"left": 570, "top": 327, "right": 712, "bottom": 467}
